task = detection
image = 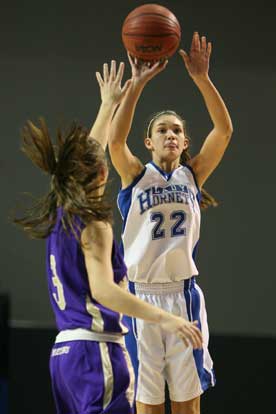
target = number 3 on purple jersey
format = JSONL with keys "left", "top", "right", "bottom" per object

{"left": 50, "top": 254, "right": 66, "bottom": 310}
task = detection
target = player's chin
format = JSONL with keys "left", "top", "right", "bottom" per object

{"left": 164, "top": 148, "right": 180, "bottom": 159}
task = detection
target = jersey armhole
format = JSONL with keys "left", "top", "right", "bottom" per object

{"left": 119, "top": 167, "right": 147, "bottom": 194}
{"left": 117, "top": 167, "right": 147, "bottom": 221}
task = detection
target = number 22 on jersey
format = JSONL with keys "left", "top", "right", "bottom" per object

{"left": 150, "top": 210, "right": 187, "bottom": 240}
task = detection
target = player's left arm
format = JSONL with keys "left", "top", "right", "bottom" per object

{"left": 179, "top": 32, "right": 233, "bottom": 188}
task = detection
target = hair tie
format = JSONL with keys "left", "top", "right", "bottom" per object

{"left": 146, "top": 110, "right": 177, "bottom": 137}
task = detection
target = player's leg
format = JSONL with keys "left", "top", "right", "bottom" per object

{"left": 170, "top": 397, "right": 200, "bottom": 414}
{"left": 136, "top": 401, "right": 165, "bottom": 414}
{"left": 134, "top": 318, "right": 166, "bottom": 409}
{"left": 165, "top": 279, "right": 215, "bottom": 413}
{"left": 125, "top": 286, "right": 167, "bottom": 410}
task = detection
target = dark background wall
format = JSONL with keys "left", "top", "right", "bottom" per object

{"left": 1, "top": 0, "right": 275, "bottom": 336}
{"left": 0, "top": 1, "right": 275, "bottom": 413}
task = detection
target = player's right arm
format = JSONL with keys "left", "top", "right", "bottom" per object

{"left": 82, "top": 220, "right": 202, "bottom": 349}
{"left": 109, "top": 55, "right": 168, "bottom": 187}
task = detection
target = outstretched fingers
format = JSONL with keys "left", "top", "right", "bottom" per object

{"left": 115, "top": 61, "right": 125, "bottom": 84}
{"left": 190, "top": 32, "right": 211, "bottom": 55}
{"left": 207, "top": 41, "right": 212, "bottom": 57}
{"left": 103, "top": 62, "right": 109, "bottom": 82}
{"left": 114, "top": 61, "right": 132, "bottom": 99}
{"left": 157, "top": 58, "right": 169, "bottom": 71}
{"left": 95, "top": 71, "right": 104, "bottom": 88}
{"left": 201, "top": 36, "right": 207, "bottom": 52}
{"left": 201, "top": 36, "right": 212, "bottom": 58}
{"left": 110, "top": 60, "right": 116, "bottom": 81}
{"left": 95, "top": 59, "right": 132, "bottom": 106}
{"left": 191, "top": 31, "right": 201, "bottom": 52}
{"left": 127, "top": 52, "right": 137, "bottom": 69}
{"left": 146, "top": 58, "right": 168, "bottom": 76}
{"left": 179, "top": 48, "right": 189, "bottom": 64}
{"left": 98, "top": 60, "right": 126, "bottom": 86}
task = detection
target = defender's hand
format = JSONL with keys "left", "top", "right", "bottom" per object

{"left": 96, "top": 60, "right": 132, "bottom": 106}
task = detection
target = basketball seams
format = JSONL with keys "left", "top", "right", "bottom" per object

{"left": 123, "top": 33, "right": 180, "bottom": 39}
{"left": 124, "top": 12, "right": 180, "bottom": 30}
{"left": 123, "top": 20, "right": 181, "bottom": 37}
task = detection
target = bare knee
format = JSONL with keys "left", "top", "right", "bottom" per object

{"left": 171, "top": 396, "right": 200, "bottom": 414}
{"left": 136, "top": 401, "right": 165, "bottom": 414}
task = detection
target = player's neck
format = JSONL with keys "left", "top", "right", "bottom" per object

{"left": 151, "top": 157, "right": 180, "bottom": 173}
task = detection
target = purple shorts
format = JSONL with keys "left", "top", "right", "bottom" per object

{"left": 49, "top": 340, "right": 135, "bottom": 414}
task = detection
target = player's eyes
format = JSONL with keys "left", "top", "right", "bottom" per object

{"left": 158, "top": 129, "right": 166, "bottom": 134}
{"left": 174, "top": 128, "right": 182, "bottom": 134}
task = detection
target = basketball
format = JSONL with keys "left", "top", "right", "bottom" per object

{"left": 122, "top": 3, "right": 181, "bottom": 61}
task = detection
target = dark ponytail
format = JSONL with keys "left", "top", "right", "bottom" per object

{"left": 14, "top": 118, "right": 112, "bottom": 239}
{"left": 14, "top": 119, "right": 58, "bottom": 238}
{"left": 179, "top": 148, "right": 218, "bottom": 209}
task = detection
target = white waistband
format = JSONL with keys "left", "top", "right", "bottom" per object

{"left": 133, "top": 280, "right": 185, "bottom": 294}
{"left": 55, "top": 328, "right": 124, "bottom": 344}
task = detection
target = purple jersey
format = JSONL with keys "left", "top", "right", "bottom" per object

{"left": 46, "top": 208, "right": 128, "bottom": 334}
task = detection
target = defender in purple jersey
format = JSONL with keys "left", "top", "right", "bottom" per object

{"left": 48, "top": 208, "right": 135, "bottom": 414}
{"left": 14, "top": 60, "right": 203, "bottom": 414}
{"left": 47, "top": 207, "right": 129, "bottom": 334}
{"left": 48, "top": 207, "right": 134, "bottom": 413}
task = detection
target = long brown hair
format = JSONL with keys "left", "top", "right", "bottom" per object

{"left": 14, "top": 118, "right": 112, "bottom": 239}
{"left": 145, "top": 110, "right": 218, "bottom": 209}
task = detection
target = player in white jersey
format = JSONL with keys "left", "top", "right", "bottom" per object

{"left": 109, "top": 32, "right": 233, "bottom": 414}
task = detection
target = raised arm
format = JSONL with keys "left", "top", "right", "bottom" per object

{"left": 82, "top": 221, "right": 203, "bottom": 349}
{"left": 89, "top": 60, "right": 131, "bottom": 150}
{"left": 109, "top": 55, "right": 167, "bottom": 187}
{"left": 179, "top": 32, "right": 233, "bottom": 188}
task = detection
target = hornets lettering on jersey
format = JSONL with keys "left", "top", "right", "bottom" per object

{"left": 137, "top": 183, "right": 197, "bottom": 214}
{"left": 118, "top": 162, "right": 201, "bottom": 284}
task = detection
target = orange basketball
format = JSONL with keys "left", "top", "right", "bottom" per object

{"left": 122, "top": 3, "right": 181, "bottom": 61}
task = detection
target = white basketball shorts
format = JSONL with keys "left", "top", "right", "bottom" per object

{"left": 123, "top": 277, "right": 215, "bottom": 405}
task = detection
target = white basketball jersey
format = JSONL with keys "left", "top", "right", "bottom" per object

{"left": 118, "top": 162, "right": 201, "bottom": 283}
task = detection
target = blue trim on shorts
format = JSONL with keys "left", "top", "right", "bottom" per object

{"left": 183, "top": 278, "right": 215, "bottom": 392}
